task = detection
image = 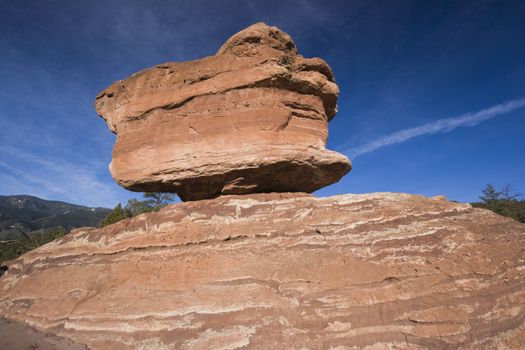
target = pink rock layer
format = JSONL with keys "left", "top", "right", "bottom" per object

{"left": 1, "top": 193, "right": 524, "bottom": 349}
{"left": 95, "top": 23, "right": 351, "bottom": 201}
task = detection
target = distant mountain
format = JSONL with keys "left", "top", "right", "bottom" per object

{"left": 0, "top": 195, "right": 110, "bottom": 241}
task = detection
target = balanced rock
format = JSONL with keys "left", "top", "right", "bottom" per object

{"left": 1, "top": 193, "right": 524, "bottom": 349}
{"left": 95, "top": 23, "right": 351, "bottom": 201}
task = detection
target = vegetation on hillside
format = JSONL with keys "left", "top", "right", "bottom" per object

{"left": 0, "top": 194, "right": 110, "bottom": 241}
{"left": 1, "top": 193, "right": 175, "bottom": 265}
{"left": 98, "top": 192, "right": 175, "bottom": 227}
{"left": 471, "top": 184, "right": 525, "bottom": 223}
{"left": 1, "top": 228, "right": 67, "bottom": 265}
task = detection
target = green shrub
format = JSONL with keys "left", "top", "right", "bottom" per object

{"left": 99, "top": 204, "right": 128, "bottom": 227}
{"left": 1, "top": 228, "right": 68, "bottom": 264}
{"left": 99, "top": 193, "right": 176, "bottom": 227}
{"left": 471, "top": 184, "right": 525, "bottom": 223}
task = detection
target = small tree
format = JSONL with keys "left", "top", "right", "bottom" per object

{"left": 500, "top": 184, "right": 521, "bottom": 201}
{"left": 473, "top": 184, "right": 525, "bottom": 223}
{"left": 479, "top": 184, "right": 501, "bottom": 203}
{"left": 143, "top": 192, "right": 175, "bottom": 210}
{"left": 99, "top": 204, "right": 128, "bottom": 227}
{"left": 124, "top": 198, "right": 153, "bottom": 217}
{"left": 100, "top": 193, "right": 176, "bottom": 227}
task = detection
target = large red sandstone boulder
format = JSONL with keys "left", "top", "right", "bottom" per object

{"left": 1, "top": 193, "right": 524, "bottom": 349}
{"left": 95, "top": 23, "right": 351, "bottom": 201}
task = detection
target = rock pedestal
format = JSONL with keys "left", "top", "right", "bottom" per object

{"left": 95, "top": 23, "right": 351, "bottom": 201}
{"left": 1, "top": 193, "right": 525, "bottom": 349}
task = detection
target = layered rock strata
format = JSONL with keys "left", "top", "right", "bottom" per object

{"left": 1, "top": 193, "right": 524, "bottom": 349}
{"left": 95, "top": 23, "right": 351, "bottom": 201}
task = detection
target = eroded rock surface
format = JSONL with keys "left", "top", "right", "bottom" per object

{"left": 95, "top": 23, "right": 351, "bottom": 201}
{"left": 1, "top": 193, "right": 524, "bottom": 349}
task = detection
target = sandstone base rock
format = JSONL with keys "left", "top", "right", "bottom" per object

{"left": 95, "top": 23, "right": 351, "bottom": 201}
{"left": 1, "top": 193, "right": 525, "bottom": 349}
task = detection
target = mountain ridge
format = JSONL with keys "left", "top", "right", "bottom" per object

{"left": 0, "top": 194, "right": 110, "bottom": 240}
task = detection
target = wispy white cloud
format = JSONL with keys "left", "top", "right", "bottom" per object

{"left": 344, "top": 98, "right": 525, "bottom": 159}
{"left": 0, "top": 160, "right": 67, "bottom": 197}
{"left": 0, "top": 146, "right": 120, "bottom": 208}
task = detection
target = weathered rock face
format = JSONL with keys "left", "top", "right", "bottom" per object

{"left": 1, "top": 193, "right": 524, "bottom": 349}
{"left": 95, "top": 23, "right": 351, "bottom": 201}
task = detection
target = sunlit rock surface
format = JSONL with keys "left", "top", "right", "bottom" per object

{"left": 1, "top": 192, "right": 524, "bottom": 349}
{"left": 95, "top": 23, "right": 350, "bottom": 201}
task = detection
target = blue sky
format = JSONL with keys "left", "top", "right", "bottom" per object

{"left": 1, "top": 0, "right": 524, "bottom": 208}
